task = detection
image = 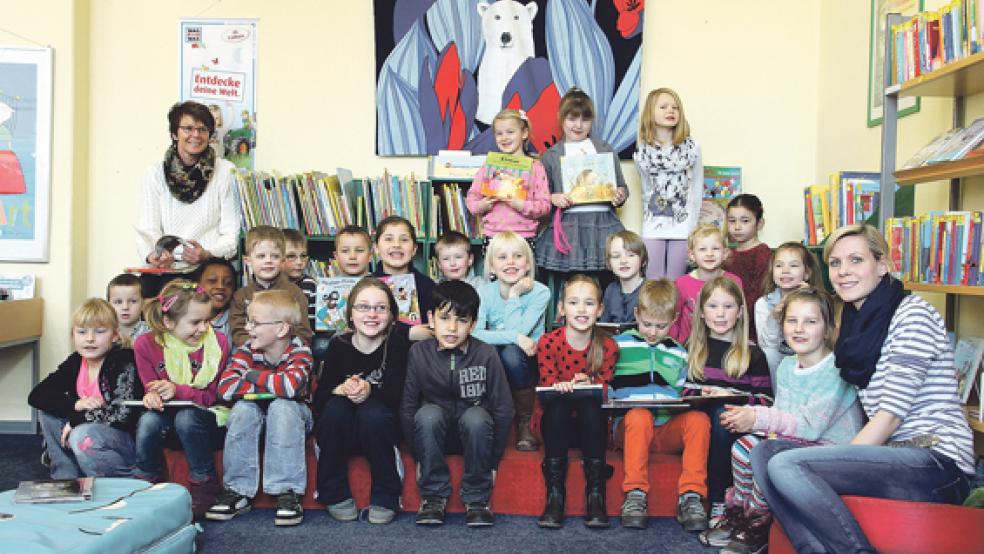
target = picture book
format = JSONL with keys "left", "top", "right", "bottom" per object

{"left": 379, "top": 273, "right": 422, "bottom": 326}
{"left": 536, "top": 383, "right": 604, "bottom": 402}
{"left": 315, "top": 276, "right": 360, "bottom": 332}
{"left": 954, "top": 337, "right": 984, "bottom": 404}
{"left": 560, "top": 153, "right": 617, "bottom": 204}
{"left": 15, "top": 477, "right": 94, "bottom": 504}
{"left": 478, "top": 152, "right": 532, "bottom": 200}
{"left": 429, "top": 150, "right": 486, "bottom": 179}
{"left": 700, "top": 166, "right": 741, "bottom": 228}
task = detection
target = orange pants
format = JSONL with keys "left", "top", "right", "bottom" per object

{"left": 615, "top": 408, "right": 710, "bottom": 497}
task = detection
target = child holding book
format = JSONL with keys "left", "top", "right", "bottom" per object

{"left": 472, "top": 231, "right": 550, "bottom": 452}
{"left": 107, "top": 273, "right": 150, "bottom": 341}
{"left": 229, "top": 226, "right": 312, "bottom": 347}
{"left": 372, "top": 216, "right": 435, "bottom": 342}
{"left": 465, "top": 108, "right": 550, "bottom": 239}
{"left": 401, "top": 281, "right": 514, "bottom": 527}
{"left": 194, "top": 257, "right": 236, "bottom": 340}
{"left": 682, "top": 277, "right": 771, "bottom": 514}
{"left": 722, "top": 194, "right": 771, "bottom": 340}
{"left": 434, "top": 230, "right": 486, "bottom": 289}
{"left": 133, "top": 279, "right": 231, "bottom": 518}
{"left": 334, "top": 225, "right": 373, "bottom": 277}
{"left": 29, "top": 299, "right": 145, "bottom": 479}
{"left": 671, "top": 224, "right": 743, "bottom": 343}
{"left": 600, "top": 230, "right": 647, "bottom": 325}
{"left": 700, "top": 287, "right": 862, "bottom": 553}
{"left": 313, "top": 278, "right": 412, "bottom": 525}
{"left": 207, "top": 290, "right": 314, "bottom": 527}
{"left": 535, "top": 88, "right": 629, "bottom": 281}
{"left": 634, "top": 87, "right": 703, "bottom": 280}
{"left": 537, "top": 275, "right": 619, "bottom": 529}
{"left": 755, "top": 242, "right": 822, "bottom": 379}
{"left": 611, "top": 280, "right": 711, "bottom": 532}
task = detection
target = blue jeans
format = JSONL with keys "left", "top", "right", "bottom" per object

{"left": 413, "top": 404, "right": 494, "bottom": 504}
{"left": 223, "top": 399, "right": 313, "bottom": 497}
{"left": 135, "top": 407, "right": 219, "bottom": 482}
{"left": 316, "top": 395, "right": 402, "bottom": 510}
{"left": 40, "top": 411, "right": 136, "bottom": 479}
{"left": 497, "top": 344, "right": 535, "bottom": 390}
{"left": 752, "top": 440, "right": 972, "bottom": 554}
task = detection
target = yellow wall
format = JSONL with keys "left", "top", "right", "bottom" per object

{"left": 5, "top": 0, "right": 983, "bottom": 418}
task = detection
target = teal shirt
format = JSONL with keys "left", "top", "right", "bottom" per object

{"left": 472, "top": 280, "right": 550, "bottom": 346}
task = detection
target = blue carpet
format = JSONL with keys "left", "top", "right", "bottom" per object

{"left": 0, "top": 434, "right": 714, "bottom": 552}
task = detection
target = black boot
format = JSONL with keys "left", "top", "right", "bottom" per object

{"left": 537, "top": 457, "right": 567, "bottom": 529}
{"left": 582, "top": 458, "right": 611, "bottom": 528}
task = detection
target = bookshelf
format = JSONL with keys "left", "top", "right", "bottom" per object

{"left": 881, "top": 13, "right": 984, "bottom": 323}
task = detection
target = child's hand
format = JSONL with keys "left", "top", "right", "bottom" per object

{"left": 612, "top": 187, "right": 627, "bottom": 207}
{"left": 551, "top": 193, "right": 572, "bottom": 209}
{"left": 346, "top": 378, "right": 370, "bottom": 404}
{"left": 60, "top": 423, "right": 72, "bottom": 448}
{"left": 720, "top": 405, "right": 755, "bottom": 433}
{"left": 476, "top": 197, "right": 497, "bottom": 214}
{"left": 516, "top": 334, "right": 537, "bottom": 356}
{"left": 143, "top": 391, "right": 164, "bottom": 411}
{"left": 553, "top": 380, "right": 574, "bottom": 394}
{"left": 508, "top": 277, "right": 533, "bottom": 299}
{"left": 74, "top": 396, "right": 105, "bottom": 411}
{"left": 571, "top": 372, "right": 590, "bottom": 385}
{"left": 508, "top": 199, "right": 525, "bottom": 212}
{"left": 148, "top": 380, "right": 176, "bottom": 401}
{"left": 701, "top": 385, "right": 730, "bottom": 397}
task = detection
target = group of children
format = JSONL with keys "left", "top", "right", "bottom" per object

{"left": 27, "top": 87, "right": 866, "bottom": 553}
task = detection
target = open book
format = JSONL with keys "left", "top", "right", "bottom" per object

{"left": 122, "top": 400, "right": 208, "bottom": 410}
{"left": 535, "top": 383, "right": 604, "bottom": 402}
{"left": 15, "top": 477, "right": 94, "bottom": 504}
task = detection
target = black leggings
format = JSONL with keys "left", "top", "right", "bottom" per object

{"left": 539, "top": 395, "right": 607, "bottom": 459}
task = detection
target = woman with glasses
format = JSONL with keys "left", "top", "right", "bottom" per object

{"left": 135, "top": 101, "right": 241, "bottom": 297}
{"left": 311, "top": 277, "right": 415, "bottom": 525}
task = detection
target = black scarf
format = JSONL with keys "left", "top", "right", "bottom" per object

{"left": 162, "top": 144, "right": 215, "bottom": 203}
{"left": 834, "top": 275, "right": 905, "bottom": 388}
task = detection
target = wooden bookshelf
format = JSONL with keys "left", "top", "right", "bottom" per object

{"left": 894, "top": 156, "right": 984, "bottom": 186}
{"left": 903, "top": 282, "right": 984, "bottom": 296}
{"left": 893, "top": 50, "right": 984, "bottom": 98}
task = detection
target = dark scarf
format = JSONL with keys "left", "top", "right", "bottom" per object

{"left": 834, "top": 275, "right": 905, "bottom": 389}
{"left": 162, "top": 144, "right": 215, "bottom": 203}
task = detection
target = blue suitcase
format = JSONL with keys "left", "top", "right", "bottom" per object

{"left": 0, "top": 478, "right": 197, "bottom": 553}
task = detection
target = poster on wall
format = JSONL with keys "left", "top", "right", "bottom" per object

{"left": 373, "top": 0, "right": 644, "bottom": 158}
{"left": 867, "top": 0, "right": 922, "bottom": 127}
{"left": 0, "top": 46, "right": 52, "bottom": 262}
{"left": 179, "top": 19, "right": 257, "bottom": 169}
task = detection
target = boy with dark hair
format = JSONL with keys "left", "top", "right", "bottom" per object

{"left": 400, "top": 280, "right": 514, "bottom": 527}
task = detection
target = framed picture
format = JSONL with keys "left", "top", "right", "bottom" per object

{"left": 867, "top": 0, "right": 923, "bottom": 127}
{"left": 0, "top": 46, "right": 52, "bottom": 262}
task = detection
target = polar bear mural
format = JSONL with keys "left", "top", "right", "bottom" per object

{"left": 475, "top": 0, "right": 538, "bottom": 124}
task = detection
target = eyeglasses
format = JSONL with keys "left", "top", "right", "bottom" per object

{"left": 285, "top": 254, "right": 309, "bottom": 262}
{"left": 178, "top": 125, "right": 210, "bottom": 135}
{"left": 352, "top": 304, "right": 389, "bottom": 314}
{"left": 245, "top": 319, "right": 283, "bottom": 328}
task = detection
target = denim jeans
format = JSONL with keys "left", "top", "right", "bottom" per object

{"left": 40, "top": 411, "right": 136, "bottom": 479}
{"left": 496, "top": 344, "right": 535, "bottom": 390}
{"left": 413, "top": 404, "right": 494, "bottom": 504}
{"left": 315, "top": 395, "right": 402, "bottom": 510}
{"left": 752, "top": 440, "right": 972, "bottom": 554}
{"left": 135, "top": 406, "right": 219, "bottom": 482}
{"left": 703, "top": 402, "right": 740, "bottom": 502}
{"left": 223, "top": 399, "right": 313, "bottom": 497}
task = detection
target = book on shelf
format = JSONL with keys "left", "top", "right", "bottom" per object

{"left": 804, "top": 171, "right": 891, "bottom": 245}
{"left": 478, "top": 152, "right": 532, "bottom": 200}
{"left": 924, "top": 117, "right": 984, "bottom": 164}
{"left": 890, "top": 1, "right": 982, "bottom": 86}
{"left": 0, "top": 273, "right": 35, "bottom": 300}
{"left": 954, "top": 337, "right": 984, "bottom": 404}
{"left": 559, "top": 153, "right": 617, "bottom": 204}
{"left": 900, "top": 128, "right": 961, "bottom": 169}
{"left": 535, "top": 383, "right": 604, "bottom": 402}
{"left": 15, "top": 477, "right": 94, "bottom": 504}
{"left": 429, "top": 150, "right": 485, "bottom": 179}
{"left": 314, "top": 276, "right": 360, "bottom": 332}
{"left": 885, "top": 210, "right": 983, "bottom": 286}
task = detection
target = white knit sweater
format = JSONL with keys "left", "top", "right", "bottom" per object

{"left": 135, "top": 158, "right": 241, "bottom": 262}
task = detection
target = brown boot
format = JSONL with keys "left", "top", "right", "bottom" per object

{"left": 189, "top": 476, "right": 222, "bottom": 520}
{"left": 512, "top": 387, "right": 539, "bottom": 451}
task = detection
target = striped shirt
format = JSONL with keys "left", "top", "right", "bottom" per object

{"left": 292, "top": 274, "right": 318, "bottom": 332}
{"left": 857, "top": 295, "right": 975, "bottom": 475}
{"left": 683, "top": 337, "right": 773, "bottom": 405}
{"left": 218, "top": 336, "right": 313, "bottom": 401}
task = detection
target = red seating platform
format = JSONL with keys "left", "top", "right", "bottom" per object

{"left": 768, "top": 496, "right": 984, "bottom": 554}
{"left": 163, "top": 440, "right": 683, "bottom": 516}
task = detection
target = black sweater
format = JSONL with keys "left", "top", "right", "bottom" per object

{"left": 28, "top": 346, "right": 145, "bottom": 434}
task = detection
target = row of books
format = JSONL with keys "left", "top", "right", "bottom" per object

{"left": 885, "top": 211, "right": 983, "bottom": 286}
{"left": 900, "top": 117, "right": 984, "bottom": 169}
{"left": 803, "top": 172, "right": 881, "bottom": 246}
{"left": 890, "top": 0, "right": 982, "bottom": 85}
{"left": 234, "top": 169, "right": 483, "bottom": 242}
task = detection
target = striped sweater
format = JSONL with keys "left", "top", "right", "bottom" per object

{"left": 218, "top": 336, "right": 313, "bottom": 401}
{"left": 611, "top": 332, "right": 687, "bottom": 426}
{"left": 683, "top": 337, "right": 773, "bottom": 405}
{"left": 856, "top": 295, "right": 975, "bottom": 475}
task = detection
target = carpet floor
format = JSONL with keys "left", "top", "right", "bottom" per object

{"left": 0, "top": 434, "right": 716, "bottom": 553}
